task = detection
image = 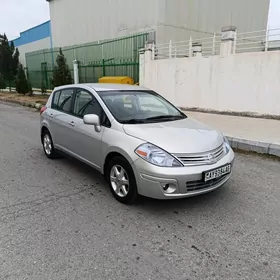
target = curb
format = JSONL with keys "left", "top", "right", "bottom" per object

{"left": 0, "top": 98, "right": 44, "bottom": 111}
{"left": 3, "top": 88, "right": 52, "bottom": 95}
{"left": 226, "top": 136, "right": 280, "bottom": 158}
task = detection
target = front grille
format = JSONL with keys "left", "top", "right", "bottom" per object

{"left": 174, "top": 144, "right": 225, "bottom": 166}
{"left": 186, "top": 174, "right": 229, "bottom": 192}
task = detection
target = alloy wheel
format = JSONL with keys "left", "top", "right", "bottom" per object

{"left": 43, "top": 134, "right": 52, "bottom": 155}
{"left": 110, "top": 165, "right": 130, "bottom": 197}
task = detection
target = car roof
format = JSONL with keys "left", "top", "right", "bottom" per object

{"left": 53, "top": 83, "right": 149, "bottom": 92}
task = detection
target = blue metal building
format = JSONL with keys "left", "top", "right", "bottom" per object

{"left": 12, "top": 21, "right": 52, "bottom": 67}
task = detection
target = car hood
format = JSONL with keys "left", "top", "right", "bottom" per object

{"left": 123, "top": 118, "right": 224, "bottom": 154}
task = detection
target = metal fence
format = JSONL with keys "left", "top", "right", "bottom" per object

{"left": 155, "top": 34, "right": 222, "bottom": 59}
{"left": 155, "top": 27, "right": 280, "bottom": 60}
{"left": 79, "top": 58, "right": 139, "bottom": 84}
{"left": 235, "top": 28, "right": 280, "bottom": 53}
{"left": 26, "top": 32, "right": 151, "bottom": 89}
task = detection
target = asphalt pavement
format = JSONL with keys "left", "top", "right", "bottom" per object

{"left": 0, "top": 102, "right": 280, "bottom": 280}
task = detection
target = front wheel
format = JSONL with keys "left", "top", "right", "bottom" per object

{"left": 106, "top": 156, "right": 138, "bottom": 204}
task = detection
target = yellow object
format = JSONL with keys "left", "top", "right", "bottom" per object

{"left": 98, "top": 76, "right": 134, "bottom": 85}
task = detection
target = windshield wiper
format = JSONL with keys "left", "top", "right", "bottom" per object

{"left": 145, "top": 115, "right": 186, "bottom": 121}
{"left": 121, "top": 118, "right": 146, "bottom": 124}
{"left": 121, "top": 114, "right": 186, "bottom": 124}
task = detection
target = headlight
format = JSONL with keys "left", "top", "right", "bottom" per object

{"left": 135, "top": 143, "right": 182, "bottom": 167}
{"left": 223, "top": 136, "right": 231, "bottom": 154}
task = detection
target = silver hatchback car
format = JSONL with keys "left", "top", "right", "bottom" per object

{"left": 40, "top": 83, "right": 234, "bottom": 204}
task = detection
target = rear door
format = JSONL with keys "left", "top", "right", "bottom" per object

{"left": 49, "top": 88, "right": 75, "bottom": 150}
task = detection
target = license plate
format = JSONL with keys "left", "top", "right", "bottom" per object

{"left": 203, "top": 164, "right": 231, "bottom": 182}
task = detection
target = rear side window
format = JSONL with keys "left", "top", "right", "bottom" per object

{"left": 52, "top": 90, "right": 60, "bottom": 108}
{"left": 52, "top": 89, "right": 74, "bottom": 113}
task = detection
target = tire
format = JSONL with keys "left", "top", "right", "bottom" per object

{"left": 106, "top": 156, "right": 138, "bottom": 204}
{"left": 42, "top": 129, "right": 59, "bottom": 159}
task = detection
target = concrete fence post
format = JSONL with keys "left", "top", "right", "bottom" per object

{"left": 145, "top": 43, "right": 153, "bottom": 61}
{"left": 139, "top": 43, "right": 153, "bottom": 86}
{"left": 189, "top": 36, "right": 193, "bottom": 57}
{"left": 192, "top": 42, "right": 202, "bottom": 57}
{"left": 73, "top": 60, "right": 79, "bottom": 84}
{"left": 212, "top": 33, "right": 216, "bottom": 55}
{"left": 151, "top": 42, "right": 155, "bottom": 60}
{"left": 139, "top": 48, "right": 145, "bottom": 86}
{"left": 220, "top": 25, "right": 237, "bottom": 56}
{"left": 265, "top": 29, "right": 269, "bottom": 51}
{"left": 169, "top": 40, "right": 172, "bottom": 58}
{"left": 233, "top": 30, "right": 237, "bottom": 54}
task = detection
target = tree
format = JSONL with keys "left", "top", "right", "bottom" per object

{"left": 15, "top": 64, "right": 29, "bottom": 94}
{"left": 41, "top": 83, "right": 47, "bottom": 95}
{"left": 51, "top": 48, "right": 72, "bottom": 87}
{"left": 0, "top": 34, "right": 19, "bottom": 90}
{"left": 28, "top": 80, "right": 33, "bottom": 96}
{"left": 0, "top": 74, "right": 5, "bottom": 90}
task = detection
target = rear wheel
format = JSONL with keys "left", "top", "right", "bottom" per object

{"left": 106, "top": 156, "right": 138, "bottom": 204}
{"left": 42, "top": 129, "right": 58, "bottom": 159}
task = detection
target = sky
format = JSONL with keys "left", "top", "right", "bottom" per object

{"left": 0, "top": 0, "right": 50, "bottom": 39}
{"left": 268, "top": 0, "right": 280, "bottom": 29}
{"left": 0, "top": 0, "right": 279, "bottom": 40}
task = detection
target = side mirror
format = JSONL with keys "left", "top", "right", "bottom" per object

{"left": 83, "top": 114, "right": 101, "bottom": 132}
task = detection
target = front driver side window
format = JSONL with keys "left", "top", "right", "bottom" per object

{"left": 73, "top": 89, "right": 103, "bottom": 119}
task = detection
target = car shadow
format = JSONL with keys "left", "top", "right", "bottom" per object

{"left": 53, "top": 152, "right": 110, "bottom": 189}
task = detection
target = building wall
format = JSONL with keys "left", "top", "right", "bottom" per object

{"left": 140, "top": 51, "right": 280, "bottom": 116}
{"left": 157, "top": 0, "right": 270, "bottom": 42}
{"left": 49, "top": 0, "right": 159, "bottom": 47}
{"left": 48, "top": 0, "right": 270, "bottom": 47}
{"left": 12, "top": 21, "right": 51, "bottom": 67}
{"left": 17, "top": 38, "right": 51, "bottom": 67}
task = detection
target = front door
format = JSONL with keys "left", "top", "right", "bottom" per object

{"left": 65, "top": 88, "right": 106, "bottom": 170}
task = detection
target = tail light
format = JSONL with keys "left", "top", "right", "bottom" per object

{"left": 40, "top": 106, "right": 47, "bottom": 115}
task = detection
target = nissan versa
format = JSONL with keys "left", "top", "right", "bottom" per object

{"left": 40, "top": 84, "right": 234, "bottom": 204}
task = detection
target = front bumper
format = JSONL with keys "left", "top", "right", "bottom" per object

{"left": 132, "top": 149, "right": 235, "bottom": 200}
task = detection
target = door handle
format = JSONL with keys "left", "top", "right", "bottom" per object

{"left": 49, "top": 113, "right": 53, "bottom": 119}
{"left": 69, "top": 121, "right": 75, "bottom": 127}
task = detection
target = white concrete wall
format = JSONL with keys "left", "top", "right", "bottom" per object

{"left": 141, "top": 51, "right": 280, "bottom": 116}
{"left": 18, "top": 37, "right": 51, "bottom": 67}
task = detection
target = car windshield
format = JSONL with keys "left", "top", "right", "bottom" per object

{"left": 97, "top": 90, "right": 187, "bottom": 124}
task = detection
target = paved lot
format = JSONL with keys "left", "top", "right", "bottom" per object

{"left": 0, "top": 102, "right": 280, "bottom": 280}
